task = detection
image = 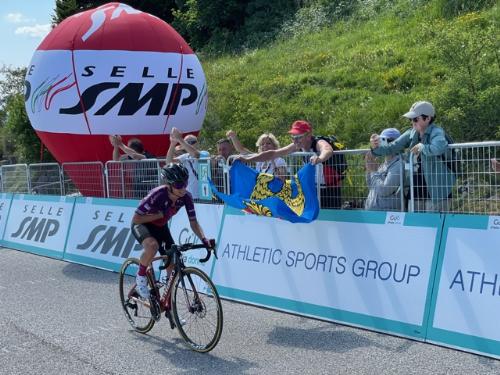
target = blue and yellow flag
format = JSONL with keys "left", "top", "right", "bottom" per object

{"left": 209, "top": 160, "right": 319, "bottom": 223}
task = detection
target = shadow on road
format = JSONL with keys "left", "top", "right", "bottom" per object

{"left": 61, "top": 262, "right": 117, "bottom": 284}
{"left": 131, "top": 331, "right": 259, "bottom": 374}
{"left": 267, "top": 322, "right": 415, "bottom": 354}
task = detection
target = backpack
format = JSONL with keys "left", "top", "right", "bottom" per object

{"left": 315, "top": 135, "right": 348, "bottom": 185}
{"left": 441, "top": 133, "right": 461, "bottom": 174}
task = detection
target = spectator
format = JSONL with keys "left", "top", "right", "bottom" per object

{"left": 491, "top": 158, "right": 500, "bottom": 173}
{"left": 234, "top": 120, "right": 344, "bottom": 209}
{"left": 108, "top": 135, "right": 157, "bottom": 197}
{"left": 166, "top": 128, "right": 202, "bottom": 199}
{"left": 211, "top": 138, "right": 235, "bottom": 194}
{"left": 365, "top": 128, "right": 404, "bottom": 211}
{"left": 109, "top": 135, "right": 155, "bottom": 161}
{"left": 215, "top": 138, "right": 234, "bottom": 162}
{"left": 370, "top": 101, "right": 456, "bottom": 212}
{"left": 226, "top": 130, "right": 288, "bottom": 180}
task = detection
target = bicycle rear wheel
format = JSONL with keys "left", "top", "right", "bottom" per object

{"left": 171, "top": 267, "right": 223, "bottom": 353}
{"left": 119, "top": 258, "right": 155, "bottom": 334}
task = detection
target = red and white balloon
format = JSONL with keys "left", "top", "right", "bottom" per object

{"left": 25, "top": 2, "right": 207, "bottom": 163}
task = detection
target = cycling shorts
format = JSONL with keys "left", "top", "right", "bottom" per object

{"left": 131, "top": 223, "right": 174, "bottom": 255}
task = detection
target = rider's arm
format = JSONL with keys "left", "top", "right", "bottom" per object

{"left": 132, "top": 212, "right": 163, "bottom": 225}
{"left": 189, "top": 218, "right": 209, "bottom": 245}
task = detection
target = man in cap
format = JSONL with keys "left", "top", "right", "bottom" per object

{"left": 235, "top": 120, "right": 345, "bottom": 209}
{"left": 370, "top": 101, "right": 456, "bottom": 212}
{"left": 365, "top": 128, "right": 404, "bottom": 211}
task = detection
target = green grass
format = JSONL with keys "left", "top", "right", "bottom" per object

{"left": 199, "top": 1, "right": 499, "bottom": 153}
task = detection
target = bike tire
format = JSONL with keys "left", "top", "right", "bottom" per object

{"left": 119, "top": 258, "right": 155, "bottom": 334}
{"left": 171, "top": 267, "right": 223, "bottom": 353}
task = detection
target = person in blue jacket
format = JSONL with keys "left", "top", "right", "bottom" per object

{"left": 370, "top": 101, "right": 456, "bottom": 212}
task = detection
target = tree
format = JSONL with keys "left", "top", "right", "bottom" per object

{"left": 52, "top": 0, "right": 179, "bottom": 25}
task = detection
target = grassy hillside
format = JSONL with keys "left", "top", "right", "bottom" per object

{"left": 199, "top": 0, "right": 499, "bottom": 152}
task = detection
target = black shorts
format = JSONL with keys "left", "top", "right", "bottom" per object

{"left": 130, "top": 223, "right": 174, "bottom": 255}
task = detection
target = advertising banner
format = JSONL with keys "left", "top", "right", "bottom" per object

{"left": 169, "top": 203, "right": 224, "bottom": 275}
{"left": 0, "top": 193, "right": 13, "bottom": 244}
{"left": 2, "top": 194, "right": 75, "bottom": 259}
{"left": 64, "top": 197, "right": 141, "bottom": 271}
{"left": 427, "top": 215, "right": 500, "bottom": 358}
{"left": 212, "top": 208, "right": 442, "bottom": 338}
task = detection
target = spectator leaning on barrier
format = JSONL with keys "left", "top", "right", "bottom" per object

{"left": 166, "top": 128, "right": 202, "bottom": 200}
{"left": 235, "top": 120, "right": 342, "bottom": 209}
{"left": 109, "top": 135, "right": 157, "bottom": 196}
{"left": 226, "top": 130, "right": 288, "bottom": 180}
{"left": 365, "top": 128, "right": 404, "bottom": 211}
{"left": 370, "top": 101, "right": 456, "bottom": 212}
{"left": 211, "top": 138, "right": 235, "bottom": 193}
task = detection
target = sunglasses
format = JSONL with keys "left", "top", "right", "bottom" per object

{"left": 411, "top": 115, "right": 427, "bottom": 123}
{"left": 172, "top": 181, "right": 188, "bottom": 189}
{"left": 186, "top": 139, "right": 197, "bottom": 145}
{"left": 291, "top": 133, "right": 306, "bottom": 140}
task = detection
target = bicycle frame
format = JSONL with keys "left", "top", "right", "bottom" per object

{"left": 147, "top": 243, "right": 211, "bottom": 315}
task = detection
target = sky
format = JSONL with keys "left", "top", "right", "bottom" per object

{"left": 0, "top": 0, "right": 55, "bottom": 69}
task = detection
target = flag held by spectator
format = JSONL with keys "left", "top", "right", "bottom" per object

{"left": 209, "top": 160, "right": 319, "bottom": 223}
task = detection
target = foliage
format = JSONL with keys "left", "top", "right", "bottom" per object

{"left": 433, "top": 0, "right": 498, "bottom": 18}
{"left": 52, "top": 0, "right": 179, "bottom": 25}
{"left": 200, "top": 1, "right": 500, "bottom": 153}
{"left": 3, "top": 94, "right": 54, "bottom": 163}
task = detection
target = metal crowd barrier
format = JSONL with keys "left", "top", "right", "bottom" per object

{"left": 0, "top": 141, "right": 498, "bottom": 214}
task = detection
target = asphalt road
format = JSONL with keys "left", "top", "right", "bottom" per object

{"left": 0, "top": 247, "right": 499, "bottom": 375}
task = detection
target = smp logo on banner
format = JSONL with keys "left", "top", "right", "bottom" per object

{"left": 385, "top": 212, "right": 404, "bottom": 225}
{"left": 488, "top": 216, "right": 500, "bottom": 230}
{"left": 10, "top": 204, "right": 65, "bottom": 243}
{"left": 75, "top": 225, "right": 142, "bottom": 258}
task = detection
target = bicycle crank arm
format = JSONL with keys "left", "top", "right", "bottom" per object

{"left": 130, "top": 296, "right": 151, "bottom": 309}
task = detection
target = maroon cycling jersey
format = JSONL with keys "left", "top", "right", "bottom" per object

{"left": 135, "top": 185, "right": 196, "bottom": 227}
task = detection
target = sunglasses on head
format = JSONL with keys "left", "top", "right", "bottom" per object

{"left": 172, "top": 181, "right": 188, "bottom": 189}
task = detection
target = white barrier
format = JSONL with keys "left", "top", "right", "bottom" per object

{"left": 427, "top": 214, "right": 500, "bottom": 358}
{"left": 1, "top": 194, "right": 499, "bottom": 358}
{"left": 211, "top": 207, "right": 442, "bottom": 339}
{"left": 0, "top": 193, "right": 13, "bottom": 243}
{"left": 64, "top": 197, "right": 141, "bottom": 271}
{"left": 2, "top": 194, "right": 74, "bottom": 259}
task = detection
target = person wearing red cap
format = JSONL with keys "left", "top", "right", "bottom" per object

{"left": 235, "top": 120, "right": 344, "bottom": 209}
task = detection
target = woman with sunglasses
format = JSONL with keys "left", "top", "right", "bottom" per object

{"left": 130, "top": 163, "right": 211, "bottom": 299}
{"left": 370, "top": 101, "right": 456, "bottom": 212}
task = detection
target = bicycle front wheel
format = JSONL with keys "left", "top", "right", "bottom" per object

{"left": 171, "top": 267, "right": 223, "bottom": 352}
{"left": 119, "top": 258, "right": 155, "bottom": 334}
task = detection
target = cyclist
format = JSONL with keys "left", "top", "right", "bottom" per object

{"left": 131, "top": 162, "right": 211, "bottom": 299}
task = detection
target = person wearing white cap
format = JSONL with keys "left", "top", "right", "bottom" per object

{"left": 369, "top": 101, "right": 456, "bottom": 213}
{"left": 365, "top": 128, "right": 404, "bottom": 211}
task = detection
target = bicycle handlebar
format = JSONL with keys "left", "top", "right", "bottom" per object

{"left": 165, "top": 240, "right": 217, "bottom": 263}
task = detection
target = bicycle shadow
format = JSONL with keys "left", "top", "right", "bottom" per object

{"left": 61, "top": 262, "right": 117, "bottom": 284}
{"left": 131, "top": 331, "right": 258, "bottom": 374}
{"left": 267, "top": 321, "right": 414, "bottom": 354}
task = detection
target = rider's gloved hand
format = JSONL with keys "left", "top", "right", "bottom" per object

{"left": 202, "top": 238, "right": 211, "bottom": 249}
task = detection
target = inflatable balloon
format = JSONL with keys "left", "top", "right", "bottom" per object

{"left": 24, "top": 2, "right": 207, "bottom": 169}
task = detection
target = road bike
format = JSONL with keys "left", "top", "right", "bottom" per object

{"left": 119, "top": 241, "right": 223, "bottom": 353}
